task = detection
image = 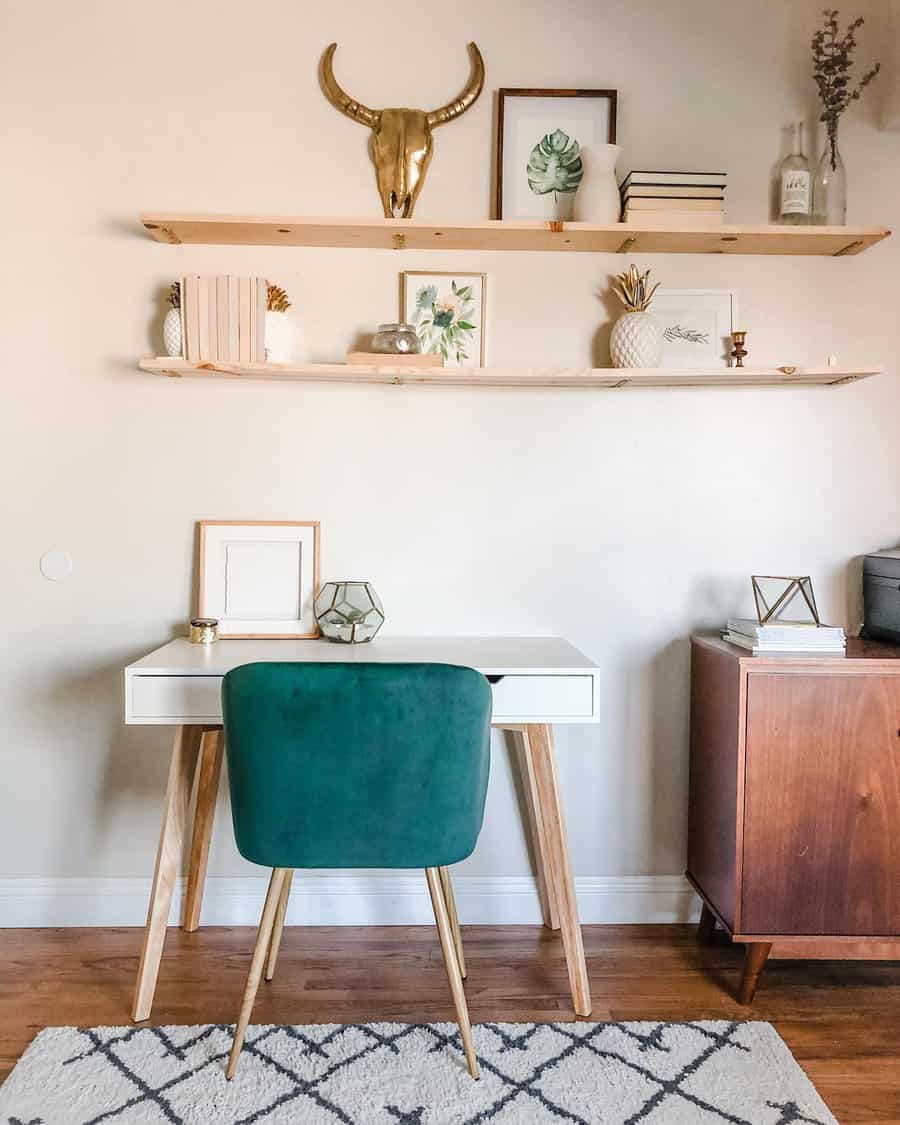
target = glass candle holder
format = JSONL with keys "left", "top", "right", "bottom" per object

{"left": 189, "top": 617, "right": 219, "bottom": 644}
{"left": 371, "top": 323, "right": 420, "bottom": 355}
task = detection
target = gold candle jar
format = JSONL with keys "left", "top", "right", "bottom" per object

{"left": 189, "top": 617, "right": 219, "bottom": 644}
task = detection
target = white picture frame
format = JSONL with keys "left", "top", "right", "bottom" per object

{"left": 400, "top": 271, "right": 487, "bottom": 368}
{"left": 651, "top": 289, "right": 737, "bottom": 369}
{"left": 197, "top": 520, "right": 321, "bottom": 638}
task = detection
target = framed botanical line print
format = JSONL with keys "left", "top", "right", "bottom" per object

{"left": 496, "top": 88, "right": 617, "bottom": 220}
{"left": 400, "top": 271, "right": 486, "bottom": 367}
{"left": 651, "top": 290, "right": 737, "bottom": 369}
{"left": 197, "top": 520, "right": 320, "bottom": 638}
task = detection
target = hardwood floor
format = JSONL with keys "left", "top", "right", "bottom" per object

{"left": 1, "top": 924, "right": 898, "bottom": 1123}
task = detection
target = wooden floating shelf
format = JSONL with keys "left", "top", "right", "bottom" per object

{"left": 139, "top": 358, "right": 883, "bottom": 390}
{"left": 140, "top": 213, "right": 890, "bottom": 256}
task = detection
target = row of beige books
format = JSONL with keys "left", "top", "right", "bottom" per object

{"left": 181, "top": 276, "right": 267, "bottom": 363}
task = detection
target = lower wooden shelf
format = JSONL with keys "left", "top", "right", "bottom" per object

{"left": 138, "top": 358, "right": 882, "bottom": 389}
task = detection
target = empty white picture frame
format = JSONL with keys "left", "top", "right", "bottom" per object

{"left": 197, "top": 520, "right": 321, "bottom": 638}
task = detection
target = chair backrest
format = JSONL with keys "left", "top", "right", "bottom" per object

{"left": 222, "top": 661, "right": 492, "bottom": 870}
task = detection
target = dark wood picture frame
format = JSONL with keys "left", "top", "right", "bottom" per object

{"left": 495, "top": 88, "right": 618, "bottom": 220}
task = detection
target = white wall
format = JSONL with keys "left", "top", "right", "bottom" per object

{"left": 1, "top": 0, "right": 898, "bottom": 922}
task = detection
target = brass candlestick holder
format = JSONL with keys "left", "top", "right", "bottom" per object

{"left": 731, "top": 330, "right": 748, "bottom": 368}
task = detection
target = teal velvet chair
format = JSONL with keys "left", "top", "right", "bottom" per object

{"left": 221, "top": 661, "right": 492, "bottom": 1080}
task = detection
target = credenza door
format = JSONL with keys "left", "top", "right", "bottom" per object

{"left": 741, "top": 672, "right": 900, "bottom": 936}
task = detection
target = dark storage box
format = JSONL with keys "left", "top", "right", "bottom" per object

{"left": 863, "top": 549, "right": 900, "bottom": 644}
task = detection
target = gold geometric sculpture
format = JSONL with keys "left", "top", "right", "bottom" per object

{"left": 751, "top": 575, "right": 820, "bottom": 626}
{"left": 319, "top": 42, "right": 485, "bottom": 219}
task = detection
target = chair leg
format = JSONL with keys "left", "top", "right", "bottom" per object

{"left": 425, "top": 867, "right": 479, "bottom": 1080}
{"left": 226, "top": 868, "right": 288, "bottom": 1080}
{"left": 265, "top": 870, "right": 294, "bottom": 982}
{"left": 438, "top": 867, "right": 466, "bottom": 979}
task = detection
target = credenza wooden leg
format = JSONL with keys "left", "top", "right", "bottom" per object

{"left": 525, "top": 723, "right": 592, "bottom": 1017}
{"left": 182, "top": 729, "right": 224, "bottom": 932}
{"left": 132, "top": 725, "right": 202, "bottom": 1022}
{"left": 697, "top": 902, "right": 717, "bottom": 944}
{"left": 739, "top": 941, "right": 772, "bottom": 1005}
{"left": 516, "top": 728, "right": 561, "bottom": 931}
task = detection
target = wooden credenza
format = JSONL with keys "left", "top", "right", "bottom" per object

{"left": 688, "top": 634, "right": 900, "bottom": 1002}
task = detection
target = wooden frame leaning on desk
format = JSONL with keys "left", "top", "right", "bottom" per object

{"left": 125, "top": 635, "right": 599, "bottom": 1023}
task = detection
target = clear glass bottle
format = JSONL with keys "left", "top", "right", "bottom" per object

{"left": 777, "top": 122, "right": 811, "bottom": 225}
{"left": 813, "top": 139, "right": 847, "bottom": 226}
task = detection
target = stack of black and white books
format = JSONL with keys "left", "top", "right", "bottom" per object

{"left": 723, "top": 618, "right": 846, "bottom": 655}
{"left": 619, "top": 170, "right": 727, "bottom": 228}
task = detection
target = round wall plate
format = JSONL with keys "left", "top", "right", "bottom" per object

{"left": 40, "top": 549, "right": 73, "bottom": 582}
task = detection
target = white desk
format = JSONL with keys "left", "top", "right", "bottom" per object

{"left": 125, "top": 636, "right": 599, "bottom": 1022}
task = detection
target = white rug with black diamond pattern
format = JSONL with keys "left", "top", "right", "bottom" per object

{"left": 0, "top": 1021, "right": 838, "bottom": 1125}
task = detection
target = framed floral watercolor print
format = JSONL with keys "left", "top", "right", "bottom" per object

{"left": 400, "top": 271, "right": 486, "bottom": 367}
{"left": 496, "top": 89, "right": 617, "bottom": 220}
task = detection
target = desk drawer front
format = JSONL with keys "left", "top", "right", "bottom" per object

{"left": 129, "top": 672, "right": 595, "bottom": 723}
{"left": 131, "top": 675, "right": 223, "bottom": 721}
{"left": 491, "top": 674, "right": 594, "bottom": 719}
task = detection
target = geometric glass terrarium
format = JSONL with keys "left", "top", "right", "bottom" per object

{"left": 751, "top": 575, "right": 820, "bottom": 626}
{"left": 314, "top": 580, "right": 385, "bottom": 643}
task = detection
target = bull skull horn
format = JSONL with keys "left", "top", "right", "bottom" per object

{"left": 426, "top": 43, "right": 485, "bottom": 127}
{"left": 318, "top": 42, "right": 485, "bottom": 218}
{"left": 319, "top": 43, "right": 381, "bottom": 130}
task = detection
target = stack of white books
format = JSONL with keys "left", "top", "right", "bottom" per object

{"left": 619, "top": 170, "right": 727, "bottom": 228}
{"left": 723, "top": 618, "right": 846, "bottom": 654}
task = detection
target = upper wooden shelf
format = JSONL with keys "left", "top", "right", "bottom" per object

{"left": 140, "top": 213, "right": 890, "bottom": 256}
{"left": 139, "top": 358, "right": 882, "bottom": 390}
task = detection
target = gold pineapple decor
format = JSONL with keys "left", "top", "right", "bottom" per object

{"left": 266, "top": 282, "right": 291, "bottom": 313}
{"left": 609, "top": 264, "right": 664, "bottom": 368}
{"left": 612, "top": 264, "right": 659, "bottom": 312}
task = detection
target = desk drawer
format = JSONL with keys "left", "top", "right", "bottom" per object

{"left": 128, "top": 671, "right": 595, "bottom": 723}
{"left": 490, "top": 674, "right": 594, "bottom": 719}
{"left": 130, "top": 675, "right": 223, "bottom": 721}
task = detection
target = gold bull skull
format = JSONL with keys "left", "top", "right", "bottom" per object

{"left": 320, "top": 42, "right": 484, "bottom": 219}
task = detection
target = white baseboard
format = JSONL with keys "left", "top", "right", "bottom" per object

{"left": 0, "top": 874, "right": 700, "bottom": 928}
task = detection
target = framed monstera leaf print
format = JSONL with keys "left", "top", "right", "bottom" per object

{"left": 400, "top": 271, "right": 486, "bottom": 368}
{"left": 496, "top": 88, "right": 617, "bottom": 220}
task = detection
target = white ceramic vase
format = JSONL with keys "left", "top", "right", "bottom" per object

{"left": 162, "top": 307, "right": 182, "bottom": 357}
{"left": 264, "top": 310, "right": 292, "bottom": 362}
{"left": 533, "top": 189, "right": 577, "bottom": 221}
{"left": 573, "top": 143, "right": 622, "bottom": 224}
{"left": 610, "top": 311, "right": 663, "bottom": 368}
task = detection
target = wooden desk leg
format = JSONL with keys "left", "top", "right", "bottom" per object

{"left": 516, "top": 729, "right": 560, "bottom": 931}
{"left": 182, "top": 729, "right": 224, "bottom": 932}
{"left": 525, "top": 723, "right": 591, "bottom": 1017}
{"left": 132, "top": 725, "right": 202, "bottom": 1022}
{"left": 739, "top": 942, "right": 772, "bottom": 1005}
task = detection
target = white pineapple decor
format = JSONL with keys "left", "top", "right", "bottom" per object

{"left": 162, "top": 282, "right": 182, "bottom": 357}
{"left": 265, "top": 282, "right": 293, "bottom": 362}
{"left": 609, "top": 264, "right": 663, "bottom": 368}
